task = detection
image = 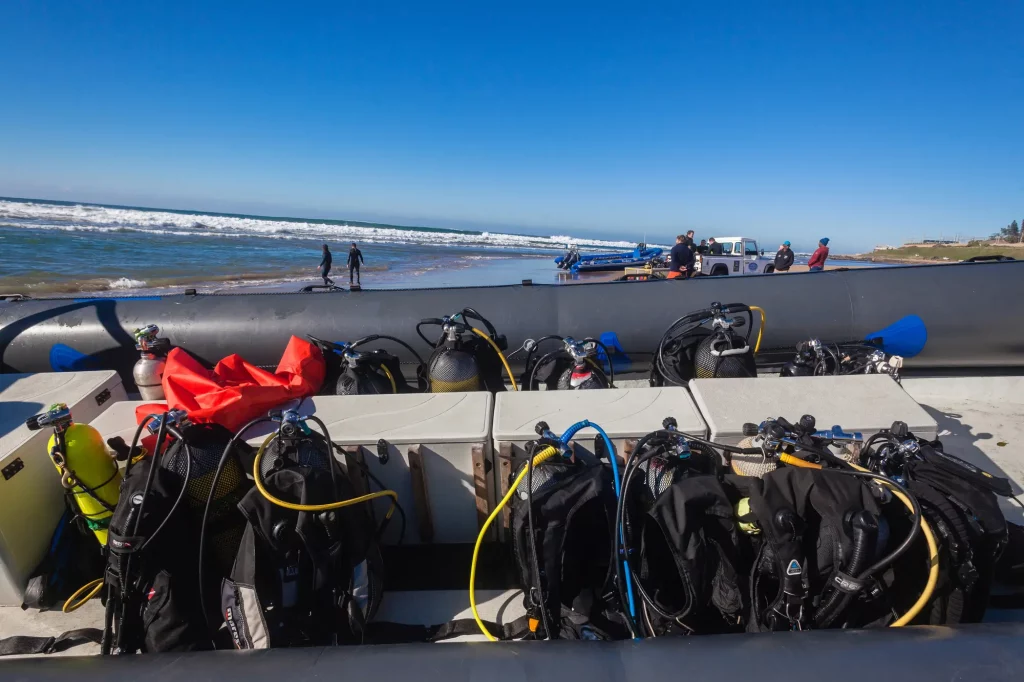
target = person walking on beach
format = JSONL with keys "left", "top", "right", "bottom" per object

{"left": 318, "top": 244, "right": 334, "bottom": 286}
{"left": 773, "top": 240, "right": 794, "bottom": 272}
{"left": 348, "top": 242, "right": 364, "bottom": 285}
{"left": 807, "top": 238, "right": 830, "bottom": 272}
{"left": 667, "top": 234, "right": 695, "bottom": 279}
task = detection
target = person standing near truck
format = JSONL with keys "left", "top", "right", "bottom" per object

{"left": 807, "top": 238, "right": 830, "bottom": 272}
{"left": 667, "top": 234, "right": 695, "bottom": 279}
{"left": 773, "top": 241, "right": 795, "bottom": 272}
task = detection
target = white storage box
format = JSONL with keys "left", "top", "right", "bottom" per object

{"left": 90, "top": 393, "right": 494, "bottom": 547}
{"left": 689, "top": 375, "right": 938, "bottom": 446}
{"left": 0, "top": 371, "right": 126, "bottom": 605}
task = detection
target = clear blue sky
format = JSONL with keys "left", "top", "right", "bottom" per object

{"left": 1, "top": 1, "right": 1021, "bottom": 252}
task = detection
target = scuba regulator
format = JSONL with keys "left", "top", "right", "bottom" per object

{"left": 133, "top": 324, "right": 171, "bottom": 401}
{"left": 651, "top": 301, "right": 765, "bottom": 386}
{"left": 310, "top": 334, "right": 426, "bottom": 395}
{"left": 730, "top": 414, "right": 862, "bottom": 477}
{"left": 417, "top": 308, "right": 515, "bottom": 392}
{"left": 520, "top": 335, "right": 614, "bottom": 390}
{"left": 782, "top": 338, "right": 904, "bottom": 381}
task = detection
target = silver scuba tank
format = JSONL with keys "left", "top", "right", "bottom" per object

{"left": 133, "top": 324, "right": 169, "bottom": 400}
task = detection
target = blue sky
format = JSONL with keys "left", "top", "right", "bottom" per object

{"left": 1, "top": 1, "right": 1021, "bottom": 252}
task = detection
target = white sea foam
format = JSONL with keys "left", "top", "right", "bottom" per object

{"left": 0, "top": 199, "right": 651, "bottom": 251}
{"left": 108, "top": 277, "right": 147, "bottom": 289}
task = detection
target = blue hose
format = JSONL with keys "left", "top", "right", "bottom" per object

{"left": 556, "top": 420, "right": 638, "bottom": 626}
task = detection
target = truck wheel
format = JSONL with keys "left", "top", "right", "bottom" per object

{"left": 710, "top": 265, "right": 729, "bottom": 277}
{"left": 764, "top": 265, "right": 775, "bottom": 274}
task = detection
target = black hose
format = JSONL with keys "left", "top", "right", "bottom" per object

{"left": 528, "top": 349, "right": 567, "bottom": 391}
{"left": 138, "top": 424, "right": 191, "bottom": 551}
{"left": 198, "top": 416, "right": 274, "bottom": 645}
{"left": 525, "top": 443, "right": 554, "bottom": 640}
{"left": 815, "top": 509, "right": 878, "bottom": 627}
{"left": 523, "top": 335, "right": 565, "bottom": 371}
{"left": 582, "top": 337, "right": 615, "bottom": 387}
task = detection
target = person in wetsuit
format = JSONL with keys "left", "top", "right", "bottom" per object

{"left": 708, "top": 237, "right": 724, "bottom": 255}
{"left": 348, "top": 242, "right": 364, "bottom": 284}
{"left": 667, "top": 234, "right": 695, "bottom": 279}
{"left": 318, "top": 244, "right": 334, "bottom": 286}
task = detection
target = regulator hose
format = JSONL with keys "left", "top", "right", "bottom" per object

{"left": 815, "top": 510, "right": 878, "bottom": 627}
{"left": 469, "top": 326, "right": 518, "bottom": 391}
{"left": 470, "top": 445, "right": 559, "bottom": 641}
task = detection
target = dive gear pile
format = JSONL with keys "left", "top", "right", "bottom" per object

{"left": 781, "top": 338, "right": 904, "bottom": 381}
{"left": 651, "top": 302, "right": 765, "bottom": 385}
{"left": 520, "top": 336, "right": 614, "bottom": 390}
{"left": 310, "top": 335, "right": 426, "bottom": 395}
{"left": 417, "top": 308, "right": 515, "bottom": 392}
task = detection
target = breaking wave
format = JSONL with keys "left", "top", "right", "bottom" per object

{"left": 0, "top": 198, "right": 647, "bottom": 251}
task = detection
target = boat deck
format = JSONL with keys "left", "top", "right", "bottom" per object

{"left": 1, "top": 375, "right": 1021, "bottom": 659}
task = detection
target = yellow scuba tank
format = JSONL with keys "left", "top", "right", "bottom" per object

{"left": 44, "top": 413, "right": 122, "bottom": 544}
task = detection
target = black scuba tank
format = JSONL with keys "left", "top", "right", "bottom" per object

{"left": 521, "top": 336, "right": 614, "bottom": 391}
{"left": 652, "top": 302, "right": 761, "bottom": 385}
{"left": 417, "top": 308, "right": 509, "bottom": 393}
{"left": 310, "top": 335, "right": 426, "bottom": 396}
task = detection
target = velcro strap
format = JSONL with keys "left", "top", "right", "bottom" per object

{"left": 832, "top": 571, "right": 867, "bottom": 594}
{"left": 0, "top": 628, "right": 103, "bottom": 657}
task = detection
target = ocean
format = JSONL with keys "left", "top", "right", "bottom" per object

{"left": 0, "top": 197, "right": 875, "bottom": 295}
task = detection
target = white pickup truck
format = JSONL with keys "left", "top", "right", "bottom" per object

{"left": 694, "top": 236, "right": 776, "bottom": 276}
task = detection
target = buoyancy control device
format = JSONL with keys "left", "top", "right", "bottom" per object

{"left": 212, "top": 409, "right": 394, "bottom": 649}
{"left": 520, "top": 335, "right": 614, "bottom": 390}
{"left": 470, "top": 420, "right": 626, "bottom": 641}
{"left": 133, "top": 325, "right": 170, "bottom": 400}
{"left": 614, "top": 419, "right": 759, "bottom": 636}
{"left": 650, "top": 302, "right": 764, "bottom": 386}
{"left": 860, "top": 422, "right": 1015, "bottom": 624}
{"left": 731, "top": 415, "right": 940, "bottom": 630}
{"left": 417, "top": 308, "right": 515, "bottom": 392}
{"left": 102, "top": 410, "right": 247, "bottom": 654}
{"left": 310, "top": 334, "right": 426, "bottom": 395}
{"left": 781, "top": 338, "right": 903, "bottom": 381}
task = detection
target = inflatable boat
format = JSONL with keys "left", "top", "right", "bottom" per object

{"left": 2, "top": 261, "right": 1023, "bottom": 391}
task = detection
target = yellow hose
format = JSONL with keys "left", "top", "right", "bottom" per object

{"left": 63, "top": 578, "right": 104, "bottom": 613}
{"left": 470, "top": 445, "right": 558, "bottom": 641}
{"left": 776, "top": 454, "right": 939, "bottom": 627}
{"left": 470, "top": 327, "right": 518, "bottom": 391}
{"left": 379, "top": 363, "right": 398, "bottom": 393}
{"left": 254, "top": 434, "right": 397, "bottom": 520}
{"left": 748, "top": 305, "right": 766, "bottom": 354}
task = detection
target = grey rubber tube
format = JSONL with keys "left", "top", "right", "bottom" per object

{"left": 1, "top": 262, "right": 1022, "bottom": 389}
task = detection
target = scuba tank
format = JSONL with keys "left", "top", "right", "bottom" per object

{"left": 728, "top": 415, "right": 860, "bottom": 478}
{"left": 213, "top": 409, "right": 391, "bottom": 649}
{"left": 309, "top": 334, "right": 426, "bottom": 395}
{"left": 26, "top": 404, "right": 121, "bottom": 545}
{"left": 782, "top": 338, "right": 904, "bottom": 381}
{"left": 417, "top": 308, "right": 513, "bottom": 393}
{"left": 520, "top": 335, "right": 614, "bottom": 390}
{"left": 650, "top": 302, "right": 764, "bottom": 386}
{"left": 133, "top": 325, "right": 170, "bottom": 400}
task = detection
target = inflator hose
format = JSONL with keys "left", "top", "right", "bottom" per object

{"left": 470, "top": 445, "right": 558, "bottom": 641}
